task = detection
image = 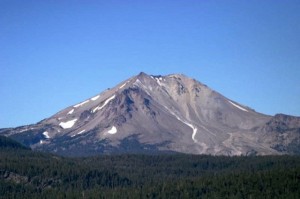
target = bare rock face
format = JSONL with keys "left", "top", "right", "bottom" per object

{"left": 1, "top": 72, "right": 300, "bottom": 156}
{"left": 259, "top": 114, "right": 300, "bottom": 154}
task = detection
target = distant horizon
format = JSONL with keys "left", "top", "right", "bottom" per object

{"left": 1, "top": 0, "right": 300, "bottom": 127}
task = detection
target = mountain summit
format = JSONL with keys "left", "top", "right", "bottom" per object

{"left": 1, "top": 72, "right": 300, "bottom": 156}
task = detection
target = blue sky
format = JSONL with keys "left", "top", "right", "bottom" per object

{"left": 1, "top": 0, "right": 300, "bottom": 127}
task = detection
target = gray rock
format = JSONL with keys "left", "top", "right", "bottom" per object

{"left": 1, "top": 72, "right": 300, "bottom": 156}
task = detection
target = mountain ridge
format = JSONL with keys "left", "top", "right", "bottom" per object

{"left": 1, "top": 72, "right": 300, "bottom": 156}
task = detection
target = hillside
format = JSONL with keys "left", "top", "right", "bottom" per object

{"left": 0, "top": 135, "right": 30, "bottom": 150}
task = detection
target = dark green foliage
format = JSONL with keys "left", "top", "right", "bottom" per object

{"left": 0, "top": 135, "right": 30, "bottom": 150}
{"left": 0, "top": 147, "right": 300, "bottom": 198}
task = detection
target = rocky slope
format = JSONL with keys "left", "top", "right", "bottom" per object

{"left": 1, "top": 72, "right": 299, "bottom": 156}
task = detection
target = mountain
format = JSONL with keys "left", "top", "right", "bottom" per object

{"left": 1, "top": 72, "right": 300, "bottom": 156}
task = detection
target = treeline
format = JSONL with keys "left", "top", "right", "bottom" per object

{"left": 0, "top": 148, "right": 300, "bottom": 198}
{"left": 0, "top": 135, "right": 29, "bottom": 150}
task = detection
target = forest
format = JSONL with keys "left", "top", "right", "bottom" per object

{"left": 0, "top": 136, "right": 300, "bottom": 199}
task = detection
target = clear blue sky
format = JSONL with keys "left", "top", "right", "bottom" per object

{"left": 1, "top": 0, "right": 300, "bottom": 128}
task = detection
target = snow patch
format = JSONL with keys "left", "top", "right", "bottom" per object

{"left": 108, "top": 126, "right": 117, "bottom": 134}
{"left": 43, "top": 131, "right": 50, "bottom": 139}
{"left": 74, "top": 100, "right": 90, "bottom": 108}
{"left": 155, "top": 78, "right": 163, "bottom": 86}
{"left": 40, "top": 140, "right": 44, "bottom": 144}
{"left": 91, "top": 95, "right": 100, "bottom": 101}
{"left": 59, "top": 119, "right": 78, "bottom": 129}
{"left": 68, "top": 109, "right": 74, "bottom": 115}
{"left": 77, "top": 130, "right": 85, "bottom": 135}
{"left": 92, "top": 95, "right": 116, "bottom": 113}
{"left": 168, "top": 74, "right": 179, "bottom": 78}
{"left": 180, "top": 120, "right": 198, "bottom": 143}
{"left": 163, "top": 106, "right": 198, "bottom": 143}
{"left": 71, "top": 129, "right": 86, "bottom": 137}
{"left": 134, "top": 79, "right": 142, "bottom": 85}
{"left": 228, "top": 101, "right": 248, "bottom": 112}
{"left": 119, "top": 83, "right": 127, "bottom": 89}
{"left": 19, "top": 128, "right": 28, "bottom": 133}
